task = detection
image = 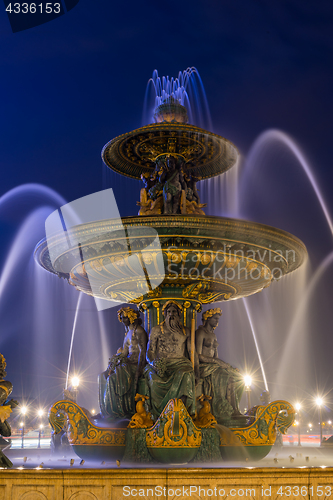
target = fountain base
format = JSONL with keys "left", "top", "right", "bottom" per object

{"left": 48, "top": 399, "right": 294, "bottom": 464}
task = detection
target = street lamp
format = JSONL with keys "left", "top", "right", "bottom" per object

{"left": 20, "top": 406, "right": 28, "bottom": 449}
{"left": 315, "top": 397, "right": 323, "bottom": 446}
{"left": 37, "top": 409, "right": 44, "bottom": 448}
{"left": 244, "top": 375, "right": 252, "bottom": 411}
{"left": 71, "top": 376, "right": 80, "bottom": 403}
{"left": 295, "top": 402, "right": 302, "bottom": 446}
{"left": 38, "top": 424, "right": 43, "bottom": 449}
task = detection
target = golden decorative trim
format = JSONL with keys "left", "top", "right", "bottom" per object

{"left": 194, "top": 395, "right": 217, "bottom": 428}
{"left": 152, "top": 301, "right": 160, "bottom": 324}
{"left": 219, "top": 401, "right": 294, "bottom": 447}
{"left": 128, "top": 394, "right": 154, "bottom": 429}
{"left": 146, "top": 399, "right": 201, "bottom": 449}
{"left": 48, "top": 401, "right": 126, "bottom": 446}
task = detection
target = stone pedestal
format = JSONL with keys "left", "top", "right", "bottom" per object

{"left": 0, "top": 468, "right": 331, "bottom": 499}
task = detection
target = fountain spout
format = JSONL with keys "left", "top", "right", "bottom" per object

{"left": 154, "top": 96, "right": 188, "bottom": 124}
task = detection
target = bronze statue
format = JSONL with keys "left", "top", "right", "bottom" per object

{"left": 159, "top": 155, "right": 186, "bottom": 214}
{"left": 99, "top": 308, "right": 147, "bottom": 420}
{"left": 196, "top": 308, "right": 244, "bottom": 422}
{"left": 184, "top": 170, "right": 206, "bottom": 215}
{"left": 137, "top": 172, "right": 163, "bottom": 215}
{"left": 144, "top": 300, "right": 196, "bottom": 419}
{"left": 0, "top": 354, "right": 18, "bottom": 467}
{"left": 137, "top": 158, "right": 206, "bottom": 216}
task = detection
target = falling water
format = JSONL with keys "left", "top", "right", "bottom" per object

{"left": 238, "top": 128, "right": 333, "bottom": 400}
{"left": 65, "top": 292, "right": 82, "bottom": 390}
{"left": 243, "top": 298, "right": 269, "bottom": 393}
{"left": 142, "top": 67, "right": 212, "bottom": 129}
{"left": 276, "top": 251, "right": 333, "bottom": 386}
{"left": 243, "top": 129, "right": 333, "bottom": 237}
{"left": 0, "top": 183, "right": 115, "bottom": 411}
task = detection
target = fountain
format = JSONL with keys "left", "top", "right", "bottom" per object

{"left": 31, "top": 71, "right": 307, "bottom": 465}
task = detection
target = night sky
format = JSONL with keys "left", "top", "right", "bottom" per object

{"left": 0, "top": 1, "right": 333, "bottom": 420}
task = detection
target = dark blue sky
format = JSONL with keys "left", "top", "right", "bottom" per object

{"left": 1, "top": 1, "right": 333, "bottom": 413}
{"left": 1, "top": 1, "right": 332, "bottom": 204}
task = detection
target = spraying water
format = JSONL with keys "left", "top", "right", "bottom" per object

{"left": 65, "top": 292, "right": 82, "bottom": 390}
{"left": 142, "top": 67, "right": 212, "bottom": 129}
{"left": 275, "top": 251, "right": 333, "bottom": 386}
{"left": 243, "top": 298, "right": 269, "bottom": 392}
{"left": 244, "top": 129, "right": 333, "bottom": 237}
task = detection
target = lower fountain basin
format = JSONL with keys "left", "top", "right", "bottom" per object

{"left": 35, "top": 215, "right": 307, "bottom": 305}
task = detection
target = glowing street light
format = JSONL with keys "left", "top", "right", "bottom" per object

{"left": 243, "top": 375, "right": 252, "bottom": 410}
{"left": 20, "top": 406, "right": 27, "bottom": 416}
{"left": 295, "top": 402, "right": 302, "bottom": 446}
{"left": 37, "top": 409, "right": 44, "bottom": 417}
{"left": 38, "top": 424, "right": 44, "bottom": 449}
{"left": 315, "top": 397, "right": 324, "bottom": 446}
{"left": 244, "top": 375, "right": 252, "bottom": 388}
{"left": 70, "top": 376, "right": 80, "bottom": 403}
{"left": 19, "top": 406, "right": 28, "bottom": 448}
{"left": 71, "top": 376, "right": 80, "bottom": 389}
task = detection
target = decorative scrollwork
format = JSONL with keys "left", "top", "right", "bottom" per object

{"left": 48, "top": 400, "right": 126, "bottom": 446}
{"left": 220, "top": 401, "right": 295, "bottom": 447}
{"left": 146, "top": 399, "right": 201, "bottom": 449}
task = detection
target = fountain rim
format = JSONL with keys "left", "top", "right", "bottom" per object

{"left": 34, "top": 214, "right": 307, "bottom": 277}
{"left": 101, "top": 122, "right": 239, "bottom": 180}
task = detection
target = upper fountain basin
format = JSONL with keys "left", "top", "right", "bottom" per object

{"left": 102, "top": 122, "right": 239, "bottom": 181}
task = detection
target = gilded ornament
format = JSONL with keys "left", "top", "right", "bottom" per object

{"left": 117, "top": 307, "right": 140, "bottom": 325}
{"left": 194, "top": 395, "right": 217, "bottom": 429}
{"left": 161, "top": 300, "right": 183, "bottom": 313}
{"left": 128, "top": 394, "right": 154, "bottom": 429}
{"left": 219, "top": 401, "right": 295, "bottom": 447}
{"left": 202, "top": 308, "right": 222, "bottom": 323}
{"left": 48, "top": 401, "right": 126, "bottom": 446}
{"left": 142, "top": 253, "right": 153, "bottom": 265}
{"left": 146, "top": 399, "right": 201, "bottom": 449}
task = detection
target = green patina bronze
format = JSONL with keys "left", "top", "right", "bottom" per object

{"left": 123, "top": 429, "right": 154, "bottom": 463}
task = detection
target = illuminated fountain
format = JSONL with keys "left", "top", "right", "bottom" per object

{"left": 34, "top": 70, "right": 307, "bottom": 464}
